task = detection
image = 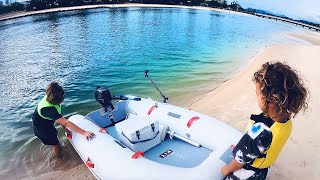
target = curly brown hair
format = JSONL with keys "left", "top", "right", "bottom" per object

{"left": 252, "top": 62, "right": 308, "bottom": 118}
{"left": 46, "top": 82, "right": 65, "bottom": 105}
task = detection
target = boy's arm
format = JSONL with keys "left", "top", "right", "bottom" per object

{"left": 56, "top": 117, "right": 95, "bottom": 139}
{"left": 221, "top": 122, "right": 273, "bottom": 177}
{"left": 221, "top": 160, "right": 245, "bottom": 176}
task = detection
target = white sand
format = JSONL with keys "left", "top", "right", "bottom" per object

{"left": 190, "top": 31, "right": 320, "bottom": 180}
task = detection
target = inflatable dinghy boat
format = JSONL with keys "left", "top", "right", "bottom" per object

{"left": 67, "top": 90, "right": 242, "bottom": 179}
{"left": 67, "top": 71, "right": 242, "bottom": 179}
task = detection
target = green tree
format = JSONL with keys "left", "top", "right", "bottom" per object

{"left": 221, "top": 0, "right": 228, "bottom": 8}
{"left": 190, "top": 0, "right": 205, "bottom": 6}
{"left": 57, "top": 0, "right": 75, "bottom": 7}
{"left": 11, "top": 2, "right": 25, "bottom": 10}
{"left": 27, "top": 0, "right": 45, "bottom": 10}
{"left": 0, "top": 1, "right": 25, "bottom": 14}
{"left": 229, "top": 1, "right": 243, "bottom": 11}
{"left": 206, "top": 0, "right": 227, "bottom": 8}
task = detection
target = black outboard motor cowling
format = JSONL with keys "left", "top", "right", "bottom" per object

{"left": 95, "top": 87, "right": 114, "bottom": 112}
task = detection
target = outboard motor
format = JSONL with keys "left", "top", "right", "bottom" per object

{"left": 95, "top": 87, "right": 114, "bottom": 112}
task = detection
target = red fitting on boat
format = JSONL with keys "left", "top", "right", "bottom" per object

{"left": 132, "top": 151, "right": 144, "bottom": 159}
{"left": 187, "top": 116, "right": 200, "bottom": 128}
{"left": 230, "top": 145, "right": 236, "bottom": 150}
{"left": 86, "top": 158, "right": 95, "bottom": 168}
{"left": 99, "top": 127, "right": 109, "bottom": 134}
{"left": 65, "top": 132, "right": 72, "bottom": 139}
{"left": 147, "top": 105, "right": 157, "bottom": 115}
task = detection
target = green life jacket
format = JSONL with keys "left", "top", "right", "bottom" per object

{"left": 37, "top": 95, "right": 62, "bottom": 120}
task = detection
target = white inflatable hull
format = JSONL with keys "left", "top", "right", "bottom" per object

{"left": 68, "top": 97, "right": 242, "bottom": 179}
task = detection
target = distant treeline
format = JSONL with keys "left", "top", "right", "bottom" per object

{"left": 0, "top": 0, "right": 243, "bottom": 13}
{"left": 0, "top": 1, "right": 25, "bottom": 13}
{"left": 0, "top": 0, "right": 319, "bottom": 28}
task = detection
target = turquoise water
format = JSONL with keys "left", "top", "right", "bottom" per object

{"left": 0, "top": 7, "right": 305, "bottom": 178}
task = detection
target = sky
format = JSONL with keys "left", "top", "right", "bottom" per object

{"left": 237, "top": 0, "right": 320, "bottom": 24}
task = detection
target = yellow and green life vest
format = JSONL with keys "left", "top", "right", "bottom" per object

{"left": 37, "top": 95, "right": 62, "bottom": 120}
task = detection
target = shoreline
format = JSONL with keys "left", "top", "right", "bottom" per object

{"left": 3, "top": 4, "right": 318, "bottom": 180}
{"left": 1, "top": 3, "right": 319, "bottom": 33}
{"left": 0, "top": 3, "right": 248, "bottom": 22}
{"left": 24, "top": 30, "right": 320, "bottom": 180}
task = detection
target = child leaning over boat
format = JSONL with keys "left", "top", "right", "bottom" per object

{"left": 32, "top": 82, "right": 95, "bottom": 158}
{"left": 221, "top": 62, "right": 308, "bottom": 179}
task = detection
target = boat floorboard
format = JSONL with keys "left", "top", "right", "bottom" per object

{"left": 107, "top": 126, "right": 212, "bottom": 168}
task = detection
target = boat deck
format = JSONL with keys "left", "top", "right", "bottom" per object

{"left": 106, "top": 126, "right": 212, "bottom": 168}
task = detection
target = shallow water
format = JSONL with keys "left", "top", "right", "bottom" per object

{"left": 0, "top": 7, "right": 304, "bottom": 178}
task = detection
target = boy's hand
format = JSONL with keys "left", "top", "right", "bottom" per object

{"left": 83, "top": 131, "right": 95, "bottom": 140}
{"left": 221, "top": 160, "right": 244, "bottom": 177}
{"left": 221, "top": 165, "right": 230, "bottom": 176}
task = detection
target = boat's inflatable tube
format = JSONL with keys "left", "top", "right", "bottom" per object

{"left": 68, "top": 97, "right": 242, "bottom": 179}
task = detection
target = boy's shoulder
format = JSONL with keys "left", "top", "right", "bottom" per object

{"left": 233, "top": 121, "right": 273, "bottom": 164}
{"left": 250, "top": 113, "right": 274, "bottom": 128}
{"left": 247, "top": 122, "right": 272, "bottom": 141}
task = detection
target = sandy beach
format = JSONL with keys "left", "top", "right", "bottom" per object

{"left": 4, "top": 4, "right": 317, "bottom": 180}
{"left": 190, "top": 30, "right": 320, "bottom": 180}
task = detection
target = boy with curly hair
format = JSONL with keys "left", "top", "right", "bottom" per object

{"left": 221, "top": 62, "right": 308, "bottom": 179}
